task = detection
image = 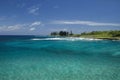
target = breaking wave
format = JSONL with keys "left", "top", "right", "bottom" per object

{"left": 31, "top": 37, "right": 101, "bottom": 41}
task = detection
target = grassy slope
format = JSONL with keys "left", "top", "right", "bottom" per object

{"left": 50, "top": 30, "right": 120, "bottom": 40}
{"left": 77, "top": 31, "right": 120, "bottom": 40}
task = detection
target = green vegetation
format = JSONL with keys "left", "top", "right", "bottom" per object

{"left": 50, "top": 31, "right": 73, "bottom": 36}
{"left": 50, "top": 30, "right": 120, "bottom": 40}
{"left": 80, "top": 30, "right": 120, "bottom": 40}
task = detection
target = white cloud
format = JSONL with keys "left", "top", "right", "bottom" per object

{"left": 0, "top": 21, "right": 44, "bottom": 32}
{"left": 50, "top": 28, "right": 68, "bottom": 32}
{"left": 29, "top": 21, "right": 43, "bottom": 31}
{"left": 0, "top": 24, "right": 22, "bottom": 32}
{"left": 30, "top": 27, "right": 36, "bottom": 31}
{"left": 7, "top": 25, "right": 20, "bottom": 30}
{"left": 51, "top": 20, "right": 120, "bottom": 26}
{"left": 31, "top": 21, "right": 41, "bottom": 26}
{"left": 28, "top": 7, "right": 39, "bottom": 15}
{"left": 63, "top": 28, "right": 68, "bottom": 31}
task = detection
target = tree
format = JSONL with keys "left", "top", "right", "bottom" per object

{"left": 51, "top": 32, "right": 58, "bottom": 36}
{"left": 59, "top": 31, "right": 69, "bottom": 36}
{"left": 69, "top": 31, "right": 73, "bottom": 36}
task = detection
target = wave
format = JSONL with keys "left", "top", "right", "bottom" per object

{"left": 31, "top": 37, "right": 101, "bottom": 41}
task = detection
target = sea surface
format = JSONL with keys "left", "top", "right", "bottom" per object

{"left": 0, "top": 35, "right": 120, "bottom": 80}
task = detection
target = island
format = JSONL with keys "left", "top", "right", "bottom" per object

{"left": 50, "top": 30, "right": 120, "bottom": 40}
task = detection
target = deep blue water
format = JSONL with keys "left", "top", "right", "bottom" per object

{"left": 0, "top": 35, "right": 120, "bottom": 80}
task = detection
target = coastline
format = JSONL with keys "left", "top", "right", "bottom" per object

{"left": 79, "top": 36, "right": 120, "bottom": 40}
{"left": 50, "top": 30, "right": 120, "bottom": 41}
{"left": 96, "top": 37, "right": 120, "bottom": 40}
{"left": 50, "top": 34, "right": 120, "bottom": 40}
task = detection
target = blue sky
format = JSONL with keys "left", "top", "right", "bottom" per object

{"left": 0, "top": 0, "right": 120, "bottom": 35}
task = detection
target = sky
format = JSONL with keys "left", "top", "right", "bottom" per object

{"left": 0, "top": 0, "right": 120, "bottom": 35}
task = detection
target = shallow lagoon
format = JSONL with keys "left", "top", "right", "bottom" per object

{"left": 0, "top": 36, "right": 120, "bottom": 80}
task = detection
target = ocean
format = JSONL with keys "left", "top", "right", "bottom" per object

{"left": 0, "top": 35, "right": 120, "bottom": 80}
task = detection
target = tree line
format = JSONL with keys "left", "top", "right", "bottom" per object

{"left": 50, "top": 30, "right": 120, "bottom": 37}
{"left": 51, "top": 31, "right": 73, "bottom": 36}
{"left": 80, "top": 30, "right": 120, "bottom": 37}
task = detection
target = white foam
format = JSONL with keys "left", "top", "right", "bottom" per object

{"left": 31, "top": 38, "right": 42, "bottom": 40}
{"left": 31, "top": 37, "right": 101, "bottom": 41}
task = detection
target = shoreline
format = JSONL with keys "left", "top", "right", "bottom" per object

{"left": 50, "top": 30, "right": 120, "bottom": 41}
{"left": 79, "top": 36, "right": 120, "bottom": 40}
{"left": 49, "top": 36, "right": 120, "bottom": 41}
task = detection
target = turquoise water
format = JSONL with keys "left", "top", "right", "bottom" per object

{"left": 0, "top": 36, "right": 120, "bottom": 80}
